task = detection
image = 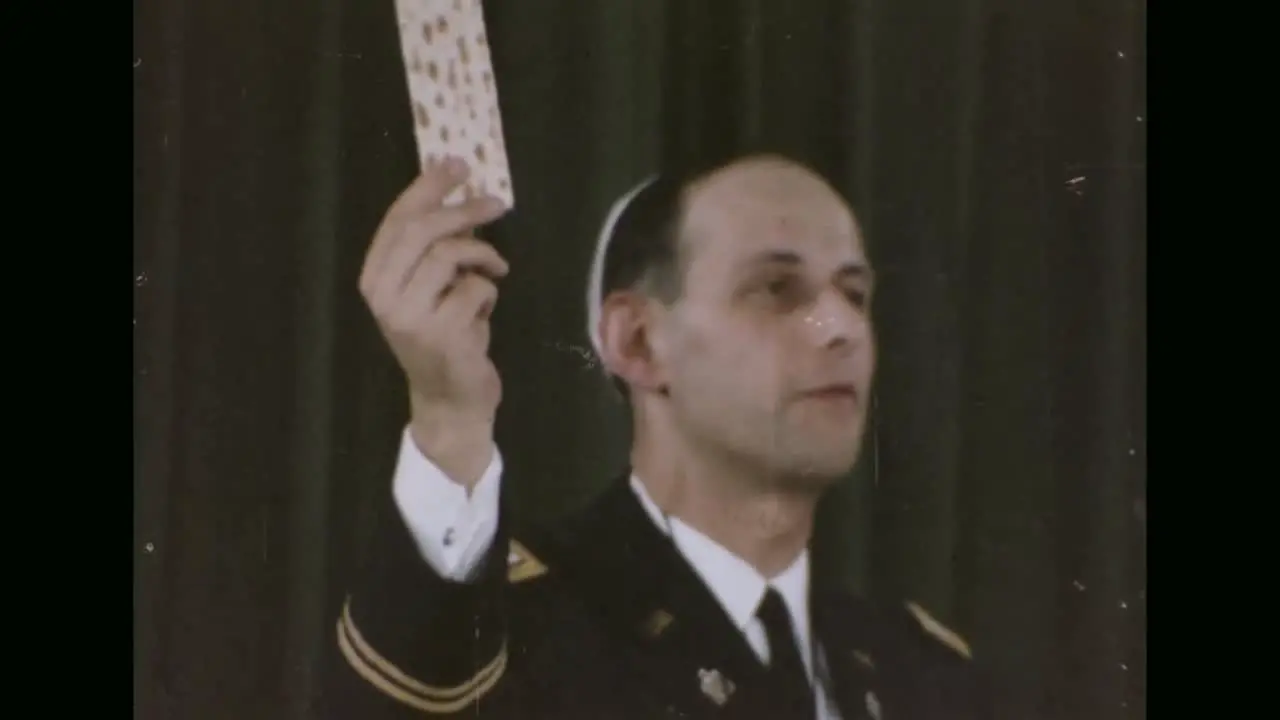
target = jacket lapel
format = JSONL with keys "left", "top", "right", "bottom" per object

{"left": 811, "top": 579, "right": 887, "bottom": 720}
{"left": 558, "top": 476, "right": 781, "bottom": 719}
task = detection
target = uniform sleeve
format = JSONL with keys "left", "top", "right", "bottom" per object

{"left": 391, "top": 426, "right": 502, "bottom": 581}
{"left": 315, "top": 432, "right": 518, "bottom": 719}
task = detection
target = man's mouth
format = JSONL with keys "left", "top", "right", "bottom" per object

{"left": 798, "top": 384, "right": 859, "bottom": 402}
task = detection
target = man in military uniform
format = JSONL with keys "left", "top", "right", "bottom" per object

{"left": 317, "top": 152, "right": 993, "bottom": 719}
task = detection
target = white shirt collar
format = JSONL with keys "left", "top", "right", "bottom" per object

{"left": 627, "top": 475, "right": 812, "bottom": 654}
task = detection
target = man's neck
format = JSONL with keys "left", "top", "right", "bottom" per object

{"left": 632, "top": 447, "right": 818, "bottom": 579}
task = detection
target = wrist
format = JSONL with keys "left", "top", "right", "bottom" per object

{"left": 407, "top": 395, "right": 495, "bottom": 491}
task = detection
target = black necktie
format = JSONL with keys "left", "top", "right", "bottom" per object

{"left": 756, "top": 587, "right": 817, "bottom": 719}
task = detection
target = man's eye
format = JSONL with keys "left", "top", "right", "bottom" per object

{"left": 759, "top": 273, "right": 805, "bottom": 297}
{"left": 845, "top": 288, "right": 868, "bottom": 308}
{"left": 766, "top": 278, "right": 791, "bottom": 295}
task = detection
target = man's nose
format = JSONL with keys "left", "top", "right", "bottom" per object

{"left": 800, "top": 289, "right": 868, "bottom": 350}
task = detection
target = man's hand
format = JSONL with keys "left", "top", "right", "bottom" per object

{"left": 359, "top": 157, "right": 510, "bottom": 489}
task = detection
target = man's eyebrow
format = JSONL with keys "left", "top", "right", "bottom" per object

{"left": 741, "top": 250, "right": 803, "bottom": 268}
{"left": 741, "top": 250, "right": 874, "bottom": 282}
{"left": 836, "top": 263, "right": 874, "bottom": 284}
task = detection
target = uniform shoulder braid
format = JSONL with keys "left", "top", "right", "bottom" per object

{"left": 903, "top": 600, "right": 972, "bottom": 660}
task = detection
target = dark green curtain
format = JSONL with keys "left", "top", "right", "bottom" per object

{"left": 133, "top": 0, "right": 1145, "bottom": 718}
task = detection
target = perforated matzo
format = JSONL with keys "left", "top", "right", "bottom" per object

{"left": 394, "top": 0, "right": 513, "bottom": 208}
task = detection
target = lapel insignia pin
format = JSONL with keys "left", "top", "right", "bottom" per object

{"left": 506, "top": 539, "right": 547, "bottom": 584}
{"left": 698, "top": 668, "right": 735, "bottom": 706}
{"left": 852, "top": 650, "right": 876, "bottom": 670}
{"left": 643, "top": 609, "right": 674, "bottom": 638}
{"left": 865, "top": 690, "right": 882, "bottom": 720}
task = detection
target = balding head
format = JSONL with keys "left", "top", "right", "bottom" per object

{"left": 593, "top": 152, "right": 876, "bottom": 490}
{"left": 678, "top": 155, "right": 861, "bottom": 280}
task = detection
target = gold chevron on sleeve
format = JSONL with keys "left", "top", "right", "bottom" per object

{"left": 905, "top": 601, "right": 972, "bottom": 660}
{"left": 337, "top": 598, "right": 507, "bottom": 713}
{"left": 507, "top": 539, "right": 547, "bottom": 583}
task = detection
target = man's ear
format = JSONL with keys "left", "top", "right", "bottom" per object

{"left": 597, "top": 291, "right": 667, "bottom": 394}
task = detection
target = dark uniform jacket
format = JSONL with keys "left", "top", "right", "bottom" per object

{"left": 317, "top": 470, "right": 993, "bottom": 720}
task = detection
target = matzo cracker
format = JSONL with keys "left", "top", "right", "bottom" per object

{"left": 395, "top": 0, "right": 514, "bottom": 208}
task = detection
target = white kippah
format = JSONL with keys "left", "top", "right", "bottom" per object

{"left": 585, "top": 174, "right": 659, "bottom": 367}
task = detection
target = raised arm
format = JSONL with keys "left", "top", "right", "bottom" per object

{"left": 317, "top": 159, "right": 518, "bottom": 718}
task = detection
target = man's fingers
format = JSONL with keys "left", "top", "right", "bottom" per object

{"left": 435, "top": 236, "right": 510, "bottom": 283}
{"left": 363, "top": 196, "right": 507, "bottom": 299}
{"left": 415, "top": 237, "right": 509, "bottom": 301}
{"left": 388, "top": 157, "right": 469, "bottom": 219}
{"left": 362, "top": 154, "right": 501, "bottom": 273}
{"left": 391, "top": 197, "right": 507, "bottom": 276}
{"left": 395, "top": 237, "right": 508, "bottom": 316}
{"left": 364, "top": 161, "right": 464, "bottom": 273}
{"left": 390, "top": 267, "right": 498, "bottom": 343}
{"left": 439, "top": 272, "right": 500, "bottom": 326}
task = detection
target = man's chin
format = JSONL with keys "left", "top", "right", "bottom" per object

{"left": 777, "top": 452, "right": 858, "bottom": 491}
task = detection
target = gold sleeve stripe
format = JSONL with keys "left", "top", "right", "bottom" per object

{"left": 341, "top": 600, "right": 506, "bottom": 699}
{"left": 337, "top": 600, "right": 507, "bottom": 712}
{"left": 905, "top": 601, "right": 972, "bottom": 659}
{"left": 337, "top": 618, "right": 508, "bottom": 713}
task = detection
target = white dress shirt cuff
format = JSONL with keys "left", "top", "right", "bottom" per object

{"left": 391, "top": 425, "right": 502, "bottom": 582}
